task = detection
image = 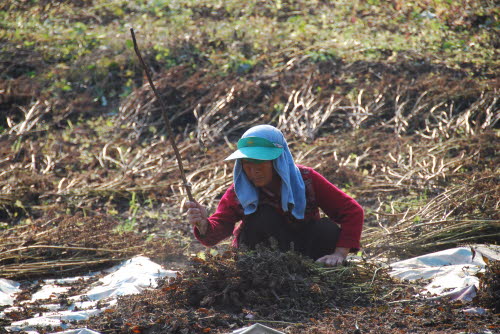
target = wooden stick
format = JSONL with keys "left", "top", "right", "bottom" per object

{"left": 130, "top": 28, "right": 194, "bottom": 202}
{"left": 129, "top": 28, "right": 207, "bottom": 235}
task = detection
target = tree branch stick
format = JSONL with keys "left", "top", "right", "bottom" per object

{"left": 130, "top": 28, "right": 193, "bottom": 202}
{"left": 130, "top": 28, "right": 207, "bottom": 235}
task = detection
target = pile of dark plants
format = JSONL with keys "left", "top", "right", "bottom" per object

{"left": 86, "top": 246, "right": 382, "bottom": 333}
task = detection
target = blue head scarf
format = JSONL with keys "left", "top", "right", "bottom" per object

{"left": 232, "top": 125, "right": 306, "bottom": 219}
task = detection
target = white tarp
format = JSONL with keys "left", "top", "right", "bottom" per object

{"left": 231, "top": 323, "right": 285, "bottom": 334}
{"left": 390, "top": 245, "right": 500, "bottom": 301}
{"left": 56, "top": 330, "right": 102, "bottom": 334}
{"left": 0, "top": 278, "right": 21, "bottom": 306}
{"left": 2, "top": 256, "right": 177, "bottom": 332}
{"left": 85, "top": 255, "right": 174, "bottom": 300}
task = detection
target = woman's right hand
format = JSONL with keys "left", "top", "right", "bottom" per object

{"left": 185, "top": 201, "right": 208, "bottom": 235}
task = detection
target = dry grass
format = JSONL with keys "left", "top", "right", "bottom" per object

{"left": 0, "top": 213, "right": 182, "bottom": 279}
{"left": 0, "top": 59, "right": 498, "bottom": 276}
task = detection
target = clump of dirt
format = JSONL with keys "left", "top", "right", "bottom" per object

{"left": 476, "top": 260, "right": 500, "bottom": 313}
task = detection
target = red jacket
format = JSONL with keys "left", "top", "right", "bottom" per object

{"left": 194, "top": 165, "right": 364, "bottom": 250}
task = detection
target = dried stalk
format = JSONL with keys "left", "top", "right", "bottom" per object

{"left": 2, "top": 244, "right": 139, "bottom": 255}
{"left": 278, "top": 84, "right": 341, "bottom": 141}
{"left": 7, "top": 100, "right": 51, "bottom": 136}
{"left": 362, "top": 175, "right": 499, "bottom": 258}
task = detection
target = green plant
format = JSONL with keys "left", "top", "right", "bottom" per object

{"left": 115, "top": 217, "right": 136, "bottom": 233}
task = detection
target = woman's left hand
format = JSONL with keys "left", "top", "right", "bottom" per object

{"left": 316, "top": 247, "right": 349, "bottom": 267}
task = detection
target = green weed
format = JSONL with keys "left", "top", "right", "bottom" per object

{"left": 2, "top": 0, "right": 496, "bottom": 114}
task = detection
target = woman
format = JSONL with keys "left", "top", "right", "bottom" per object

{"left": 185, "top": 124, "right": 363, "bottom": 266}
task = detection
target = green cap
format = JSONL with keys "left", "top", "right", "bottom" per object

{"left": 224, "top": 137, "right": 284, "bottom": 161}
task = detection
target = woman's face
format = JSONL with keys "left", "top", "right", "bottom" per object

{"left": 241, "top": 160, "right": 275, "bottom": 188}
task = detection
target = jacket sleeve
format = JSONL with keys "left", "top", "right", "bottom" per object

{"left": 310, "top": 168, "right": 364, "bottom": 250}
{"left": 193, "top": 185, "right": 243, "bottom": 247}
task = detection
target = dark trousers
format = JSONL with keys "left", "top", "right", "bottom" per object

{"left": 237, "top": 205, "right": 341, "bottom": 260}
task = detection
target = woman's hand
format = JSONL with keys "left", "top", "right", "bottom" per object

{"left": 185, "top": 201, "right": 209, "bottom": 235}
{"left": 316, "top": 247, "right": 349, "bottom": 267}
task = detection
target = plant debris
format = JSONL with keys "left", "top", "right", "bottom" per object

{"left": 476, "top": 260, "right": 500, "bottom": 313}
{"left": 0, "top": 212, "right": 182, "bottom": 279}
{"left": 81, "top": 248, "right": 498, "bottom": 334}
{"left": 84, "top": 248, "right": 380, "bottom": 333}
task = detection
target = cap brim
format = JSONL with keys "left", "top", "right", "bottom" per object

{"left": 224, "top": 146, "right": 283, "bottom": 161}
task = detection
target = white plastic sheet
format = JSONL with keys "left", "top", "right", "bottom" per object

{"left": 85, "top": 256, "right": 175, "bottom": 300}
{"left": 4, "top": 256, "right": 177, "bottom": 332}
{"left": 31, "top": 284, "right": 71, "bottom": 301}
{"left": 231, "top": 323, "right": 285, "bottom": 334}
{"left": 390, "top": 245, "right": 500, "bottom": 301}
{"left": 0, "top": 278, "right": 21, "bottom": 306}
{"left": 56, "top": 330, "right": 102, "bottom": 334}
